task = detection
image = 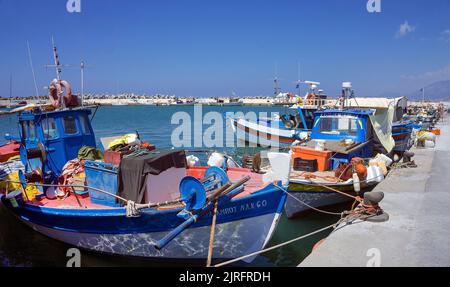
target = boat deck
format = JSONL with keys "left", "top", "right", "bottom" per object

{"left": 290, "top": 170, "right": 342, "bottom": 184}
{"left": 25, "top": 167, "right": 264, "bottom": 210}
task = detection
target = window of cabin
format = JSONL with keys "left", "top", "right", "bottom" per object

{"left": 63, "top": 116, "right": 78, "bottom": 135}
{"left": 80, "top": 115, "right": 91, "bottom": 135}
{"left": 21, "top": 121, "right": 36, "bottom": 141}
{"left": 318, "top": 116, "right": 358, "bottom": 136}
{"left": 42, "top": 117, "right": 58, "bottom": 140}
{"left": 21, "top": 122, "right": 28, "bottom": 139}
{"left": 29, "top": 121, "right": 36, "bottom": 141}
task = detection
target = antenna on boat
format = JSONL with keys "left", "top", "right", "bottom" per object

{"left": 273, "top": 61, "right": 281, "bottom": 96}
{"left": 27, "top": 41, "right": 40, "bottom": 102}
{"left": 44, "top": 37, "right": 66, "bottom": 108}
{"left": 341, "top": 82, "right": 353, "bottom": 109}
{"left": 9, "top": 73, "right": 12, "bottom": 107}
{"left": 295, "top": 61, "right": 301, "bottom": 97}
{"left": 80, "top": 60, "right": 92, "bottom": 106}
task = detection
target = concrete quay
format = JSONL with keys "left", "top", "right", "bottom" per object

{"left": 299, "top": 118, "right": 450, "bottom": 267}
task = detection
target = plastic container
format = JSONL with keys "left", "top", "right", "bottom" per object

{"left": 292, "top": 146, "right": 332, "bottom": 171}
{"left": 85, "top": 160, "right": 121, "bottom": 207}
{"left": 366, "top": 166, "right": 378, "bottom": 184}
{"left": 424, "top": 140, "right": 435, "bottom": 148}
{"left": 315, "top": 140, "right": 326, "bottom": 151}
{"left": 374, "top": 153, "right": 393, "bottom": 167}
{"left": 431, "top": 128, "right": 441, "bottom": 136}
{"left": 374, "top": 166, "right": 385, "bottom": 183}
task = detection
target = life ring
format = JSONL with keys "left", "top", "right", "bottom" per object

{"left": 49, "top": 79, "right": 72, "bottom": 108}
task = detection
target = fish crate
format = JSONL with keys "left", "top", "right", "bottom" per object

{"left": 292, "top": 146, "right": 332, "bottom": 171}
{"left": 85, "top": 160, "right": 121, "bottom": 207}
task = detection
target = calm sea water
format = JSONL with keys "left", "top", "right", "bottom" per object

{"left": 0, "top": 105, "right": 343, "bottom": 267}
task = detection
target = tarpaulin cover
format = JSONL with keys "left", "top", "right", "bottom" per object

{"left": 369, "top": 105, "right": 395, "bottom": 153}
{"left": 117, "top": 149, "right": 187, "bottom": 203}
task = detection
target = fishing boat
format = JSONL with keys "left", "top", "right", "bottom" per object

{"left": 0, "top": 45, "right": 287, "bottom": 264}
{"left": 285, "top": 83, "right": 394, "bottom": 218}
{"left": 227, "top": 81, "right": 329, "bottom": 147}
{"left": 0, "top": 104, "right": 286, "bottom": 262}
{"left": 0, "top": 141, "right": 20, "bottom": 163}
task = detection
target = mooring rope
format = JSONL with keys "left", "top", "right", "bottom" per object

{"left": 213, "top": 219, "right": 345, "bottom": 267}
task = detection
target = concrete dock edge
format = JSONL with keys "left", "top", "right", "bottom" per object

{"left": 299, "top": 118, "right": 450, "bottom": 267}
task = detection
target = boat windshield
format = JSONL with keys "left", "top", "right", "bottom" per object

{"left": 317, "top": 116, "right": 359, "bottom": 136}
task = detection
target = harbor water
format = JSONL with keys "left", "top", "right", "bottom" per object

{"left": 0, "top": 105, "right": 344, "bottom": 267}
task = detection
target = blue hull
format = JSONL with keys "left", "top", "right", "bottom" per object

{"left": 0, "top": 185, "right": 286, "bottom": 262}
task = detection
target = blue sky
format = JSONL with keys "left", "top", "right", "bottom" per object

{"left": 1, "top": 0, "right": 450, "bottom": 97}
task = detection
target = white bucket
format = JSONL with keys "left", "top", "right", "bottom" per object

{"left": 207, "top": 152, "right": 225, "bottom": 168}
{"left": 186, "top": 155, "right": 199, "bottom": 167}
{"left": 424, "top": 140, "right": 435, "bottom": 148}
{"left": 374, "top": 166, "right": 385, "bottom": 183}
{"left": 315, "top": 140, "right": 325, "bottom": 151}
{"left": 366, "top": 166, "right": 378, "bottom": 184}
{"left": 375, "top": 153, "right": 393, "bottom": 167}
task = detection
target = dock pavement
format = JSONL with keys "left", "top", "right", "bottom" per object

{"left": 299, "top": 117, "right": 450, "bottom": 267}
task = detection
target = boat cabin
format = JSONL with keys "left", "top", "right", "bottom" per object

{"left": 304, "top": 109, "right": 375, "bottom": 168}
{"left": 311, "top": 109, "right": 374, "bottom": 143}
{"left": 280, "top": 107, "right": 316, "bottom": 130}
{"left": 18, "top": 108, "right": 96, "bottom": 175}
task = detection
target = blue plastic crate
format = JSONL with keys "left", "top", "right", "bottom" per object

{"left": 85, "top": 160, "right": 121, "bottom": 207}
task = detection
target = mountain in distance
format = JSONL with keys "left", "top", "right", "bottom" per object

{"left": 406, "top": 80, "right": 450, "bottom": 101}
{"left": 377, "top": 80, "right": 450, "bottom": 101}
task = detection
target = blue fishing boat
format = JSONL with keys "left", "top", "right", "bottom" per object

{"left": 286, "top": 108, "right": 378, "bottom": 218}
{"left": 285, "top": 83, "right": 394, "bottom": 218}
{"left": 228, "top": 82, "right": 328, "bottom": 147}
{"left": 0, "top": 104, "right": 286, "bottom": 263}
{"left": 0, "top": 46, "right": 286, "bottom": 264}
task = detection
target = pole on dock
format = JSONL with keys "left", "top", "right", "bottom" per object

{"left": 206, "top": 200, "right": 219, "bottom": 267}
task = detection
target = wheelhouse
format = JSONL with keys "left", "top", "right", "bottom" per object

{"left": 18, "top": 108, "right": 96, "bottom": 175}
{"left": 311, "top": 109, "right": 375, "bottom": 143}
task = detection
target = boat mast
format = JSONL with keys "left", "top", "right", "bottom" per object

{"left": 47, "top": 37, "right": 66, "bottom": 109}
{"left": 27, "top": 41, "right": 40, "bottom": 102}
{"left": 296, "top": 61, "right": 301, "bottom": 97}
{"left": 81, "top": 60, "right": 85, "bottom": 107}
{"left": 9, "top": 74, "right": 12, "bottom": 107}
{"left": 274, "top": 61, "right": 280, "bottom": 96}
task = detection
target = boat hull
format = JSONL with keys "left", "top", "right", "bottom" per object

{"left": 285, "top": 181, "right": 373, "bottom": 219}
{"left": 229, "top": 117, "right": 297, "bottom": 147}
{"left": 0, "top": 185, "right": 286, "bottom": 263}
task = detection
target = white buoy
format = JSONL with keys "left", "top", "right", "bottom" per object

{"left": 353, "top": 171, "right": 361, "bottom": 192}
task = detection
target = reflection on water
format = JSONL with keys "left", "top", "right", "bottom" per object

{"left": 0, "top": 106, "right": 344, "bottom": 267}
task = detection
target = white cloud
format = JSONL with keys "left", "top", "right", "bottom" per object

{"left": 401, "top": 64, "right": 450, "bottom": 81}
{"left": 395, "top": 21, "right": 415, "bottom": 38}
{"left": 439, "top": 29, "right": 450, "bottom": 42}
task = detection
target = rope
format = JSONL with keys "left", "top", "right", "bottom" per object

{"left": 213, "top": 220, "right": 344, "bottom": 267}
